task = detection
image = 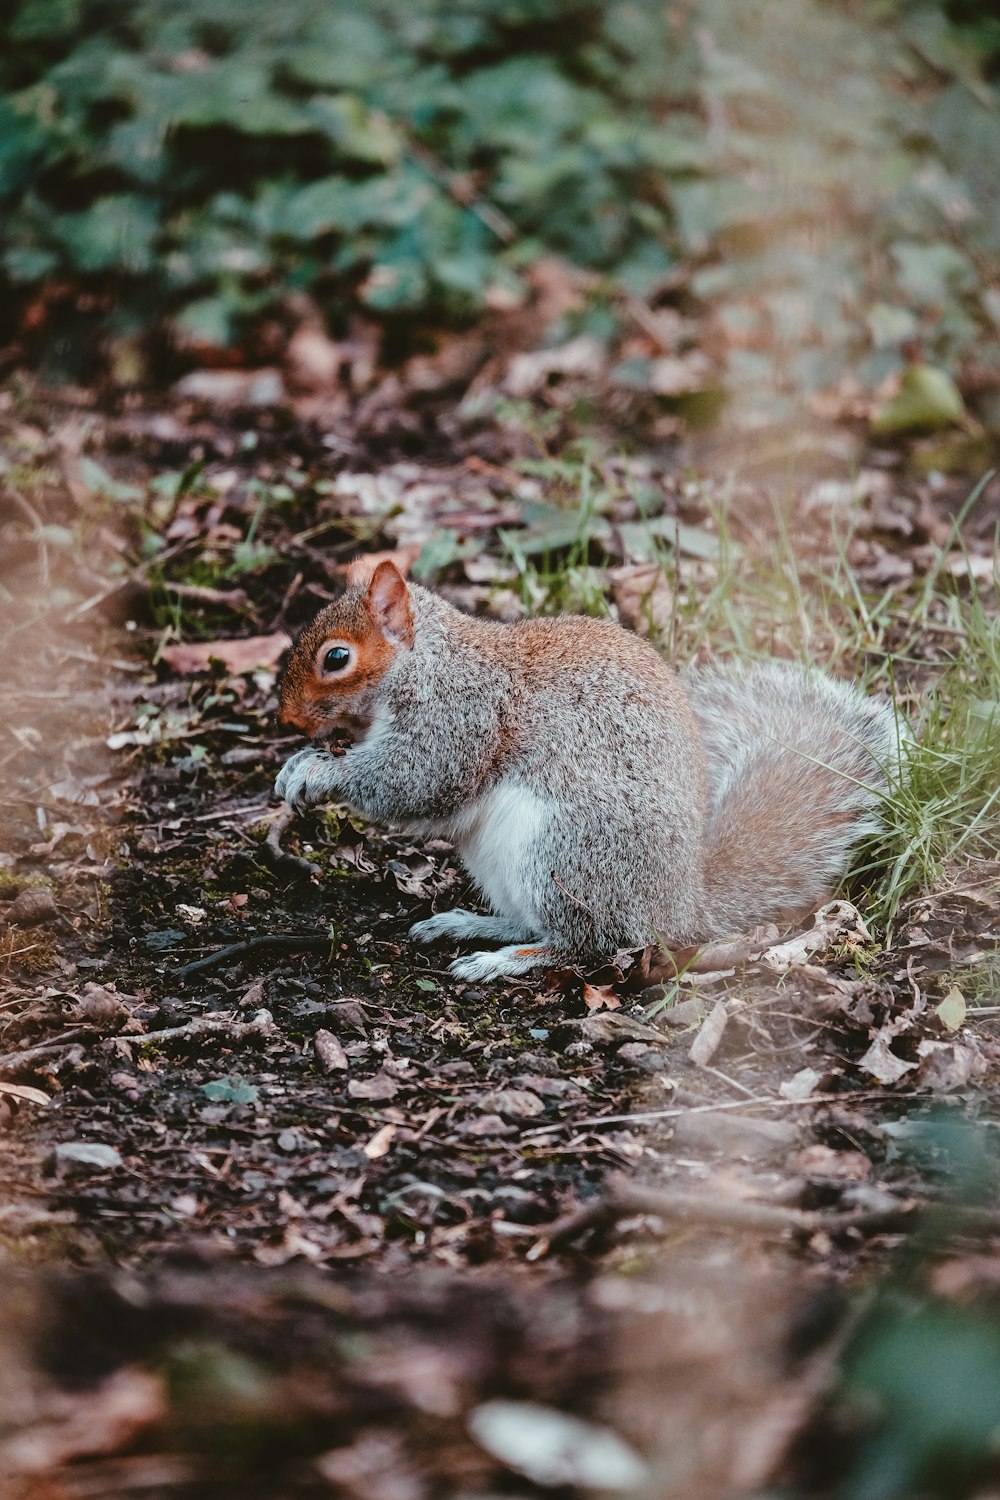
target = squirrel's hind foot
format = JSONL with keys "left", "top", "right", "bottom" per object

{"left": 450, "top": 943, "right": 560, "bottom": 983}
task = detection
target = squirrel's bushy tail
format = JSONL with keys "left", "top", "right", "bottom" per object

{"left": 683, "top": 662, "right": 907, "bottom": 935}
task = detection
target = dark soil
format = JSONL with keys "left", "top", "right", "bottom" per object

{"left": 1, "top": 386, "right": 999, "bottom": 1498}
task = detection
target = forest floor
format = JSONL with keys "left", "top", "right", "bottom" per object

{"left": 3, "top": 1, "right": 1000, "bottom": 1493}
{"left": 1, "top": 363, "right": 999, "bottom": 1500}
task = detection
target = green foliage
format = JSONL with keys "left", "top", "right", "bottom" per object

{"left": 0, "top": 0, "right": 697, "bottom": 360}
{"left": 872, "top": 578, "right": 1000, "bottom": 930}
{"left": 1, "top": 0, "right": 997, "bottom": 400}
{"left": 200, "top": 1076, "right": 259, "bottom": 1105}
{"left": 834, "top": 1115, "right": 1000, "bottom": 1500}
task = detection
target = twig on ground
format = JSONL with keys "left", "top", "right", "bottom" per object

{"left": 132, "top": 1011, "right": 275, "bottom": 1047}
{"left": 522, "top": 1089, "right": 936, "bottom": 1138}
{"left": 526, "top": 1177, "right": 918, "bottom": 1259}
{"left": 175, "top": 932, "right": 332, "bottom": 978}
{"left": 0, "top": 1029, "right": 93, "bottom": 1077}
{"left": 261, "top": 805, "right": 323, "bottom": 880}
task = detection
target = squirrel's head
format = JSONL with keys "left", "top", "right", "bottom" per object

{"left": 277, "top": 558, "right": 414, "bottom": 742}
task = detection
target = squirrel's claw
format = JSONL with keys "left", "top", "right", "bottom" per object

{"left": 274, "top": 748, "right": 333, "bottom": 814}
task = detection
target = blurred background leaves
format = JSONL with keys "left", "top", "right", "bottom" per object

{"left": 1, "top": 0, "right": 998, "bottom": 425}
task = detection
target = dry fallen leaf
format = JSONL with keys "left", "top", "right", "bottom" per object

{"left": 761, "top": 901, "right": 872, "bottom": 970}
{"left": 173, "top": 367, "right": 286, "bottom": 406}
{"left": 348, "top": 1071, "right": 399, "bottom": 1101}
{"left": 3, "top": 887, "right": 59, "bottom": 927}
{"left": 160, "top": 632, "right": 290, "bottom": 676}
{"left": 582, "top": 982, "right": 621, "bottom": 1013}
{"left": 314, "top": 1029, "right": 349, "bottom": 1073}
{"left": 858, "top": 1029, "right": 918, "bottom": 1086}
{"left": 792, "top": 1145, "right": 871, "bottom": 1180}
{"left": 363, "top": 1123, "right": 396, "bottom": 1160}
{"left": 285, "top": 320, "right": 346, "bottom": 392}
{"left": 76, "top": 982, "right": 128, "bottom": 1023}
{"left": 689, "top": 998, "right": 728, "bottom": 1067}
{"left": 503, "top": 335, "right": 605, "bottom": 398}
{"left": 342, "top": 546, "right": 420, "bottom": 585}
{"left": 778, "top": 1067, "right": 824, "bottom": 1102}
{"left": 644, "top": 351, "right": 715, "bottom": 395}
{"left": 480, "top": 1089, "right": 546, "bottom": 1119}
{"left": 0, "top": 1366, "right": 165, "bottom": 1473}
{"left": 609, "top": 563, "right": 673, "bottom": 638}
{"left": 935, "top": 985, "right": 967, "bottom": 1032}
{"left": 916, "top": 1038, "right": 986, "bottom": 1091}
{"left": 468, "top": 1399, "right": 647, "bottom": 1490}
{"left": 0, "top": 1080, "right": 51, "bottom": 1106}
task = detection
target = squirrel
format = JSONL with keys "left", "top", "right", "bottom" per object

{"left": 274, "top": 557, "right": 905, "bottom": 983}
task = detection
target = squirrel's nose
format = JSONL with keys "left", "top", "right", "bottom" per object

{"left": 276, "top": 702, "right": 303, "bottom": 732}
{"left": 277, "top": 701, "right": 318, "bottom": 736}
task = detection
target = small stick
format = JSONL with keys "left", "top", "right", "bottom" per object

{"left": 132, "top": 1012, "right": 274, "bottom": 1047}
{"left": 522, "top": 1089, "right": 936, "bottom": 1138}
{"left": 0, "top": 1029, "right": 93, "bottom": 1077}
{"left": 261, "top": 805, "right": 322, "bottom": 880}
{"left": 175, "top": 932, "right": 332, "bottom": 978}
{"left": 527, "top": 1180, "right": 917, "bottom": 1259}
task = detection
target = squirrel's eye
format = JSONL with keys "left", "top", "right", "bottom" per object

{"left": 323, "top": 646, "right": 351, "bottom": 674}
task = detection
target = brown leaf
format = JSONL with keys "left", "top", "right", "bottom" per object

{"left": 479, "top": 1089, "right": 546, "bottom": 1119}
{"left": 644, "top": 350, "right": 715, "bottom": 395}
{"left": 342, "top": 546, "right": 421, "bottom": 586}
{"left": 363, "top": 1123, "right": 396, "bottom": 1160}
{"left": 160, "top": 632, "right": 290, "bottom": 676}
{"left": 76, "top": 982, "right": 128, "bottom": 1023}
{"left": 0, "top": 1367, "right": 164, "bottom": 1471}
{"left": 935, "top": 985, "right": 966, "bottom": 1032}
{"left": 4, "top": 887, "right": 59, "bottom": 927}
{"left": 858, "top": 1030, "right": 918, "bottom": 1086}
{"left": 503, "top": 335, "right": 604, "bottom": 398}
{"left": 689, "top": 999, "right": 728, "bottom": 1067}
{"left": 762, "top": 901, "right": 873, "bottom": 970}
{"left": 387, "top": 856, "right": 437, "bottom": 898}
{"left": 348, "top": 1071, "right": 399, "bottom": 1101}
{"left": 672, "top": 1110, "right": 798, "bottom": 1157}
{"left": 238, "top": 979, "right": 267, "bottom": 1010}
{"left": 916, "top": 1039, "right": 986, "bottom": 1092}
{"left": 314, "top": 1029, "right": 349, "bottom": 1073}
{"left": 173, "top": 368, "right": 286, "bottom": 406}
{"left": 285, "top": 322, "right": 345, "bottom": 392}
{"left": 778, "top": 1067, "right": 824, "bottom": 1102}
{"left": 582, "top": 982, "right": 621, "bottom": 1013}
{"left": 609, "top": 564, "right": 673, "bottom": 638}
{"left": 0, "top": 1080, "right": 51, "bottom": 1106}
{"left": 574, "top": 1012, "right": 670, "bottom": 1046}
{"left": 792, "top": 1145, "right": 871, "bottom": 1180}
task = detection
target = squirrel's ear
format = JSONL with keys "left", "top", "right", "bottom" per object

{"left": 367, "top": 560, "right": 414, "bottom": 647}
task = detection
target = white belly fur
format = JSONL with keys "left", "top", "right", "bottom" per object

{"left": 454, "top": 780, "right": 551, "bottom": 928}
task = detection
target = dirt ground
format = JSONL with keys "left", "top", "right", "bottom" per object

{"left": 1, "top": 370, "right": 999, "bottom": 1499}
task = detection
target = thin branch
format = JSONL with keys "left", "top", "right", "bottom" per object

{"left": 522, "top": 1088, "right": 936, "bottom": 1138}
{"left": 527, "top": 1178, "right": 917, "bottom": 1259}
{"left": 175, "top": 932, "right": 332, "bottom": 979}
{"left": 130, "top": 1012, "right": 275, "bottom": 1048}
{"left": 260, "top": 805, "right": 323, "bottom": 880}
{"left": 0, "top": 1029, "right": 93, "bottom": 1077}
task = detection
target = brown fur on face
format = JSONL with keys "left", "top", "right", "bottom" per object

{"left": 277, "top": 561, "right": 413, "bottom": 740}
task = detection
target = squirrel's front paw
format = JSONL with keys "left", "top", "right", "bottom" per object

{"left": 274, "top": 748, "right": 336, "bottom": 814}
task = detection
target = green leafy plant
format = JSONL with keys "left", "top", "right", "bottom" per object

{"left": 0, "top": 0, "right": 696, "bottom": 370}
